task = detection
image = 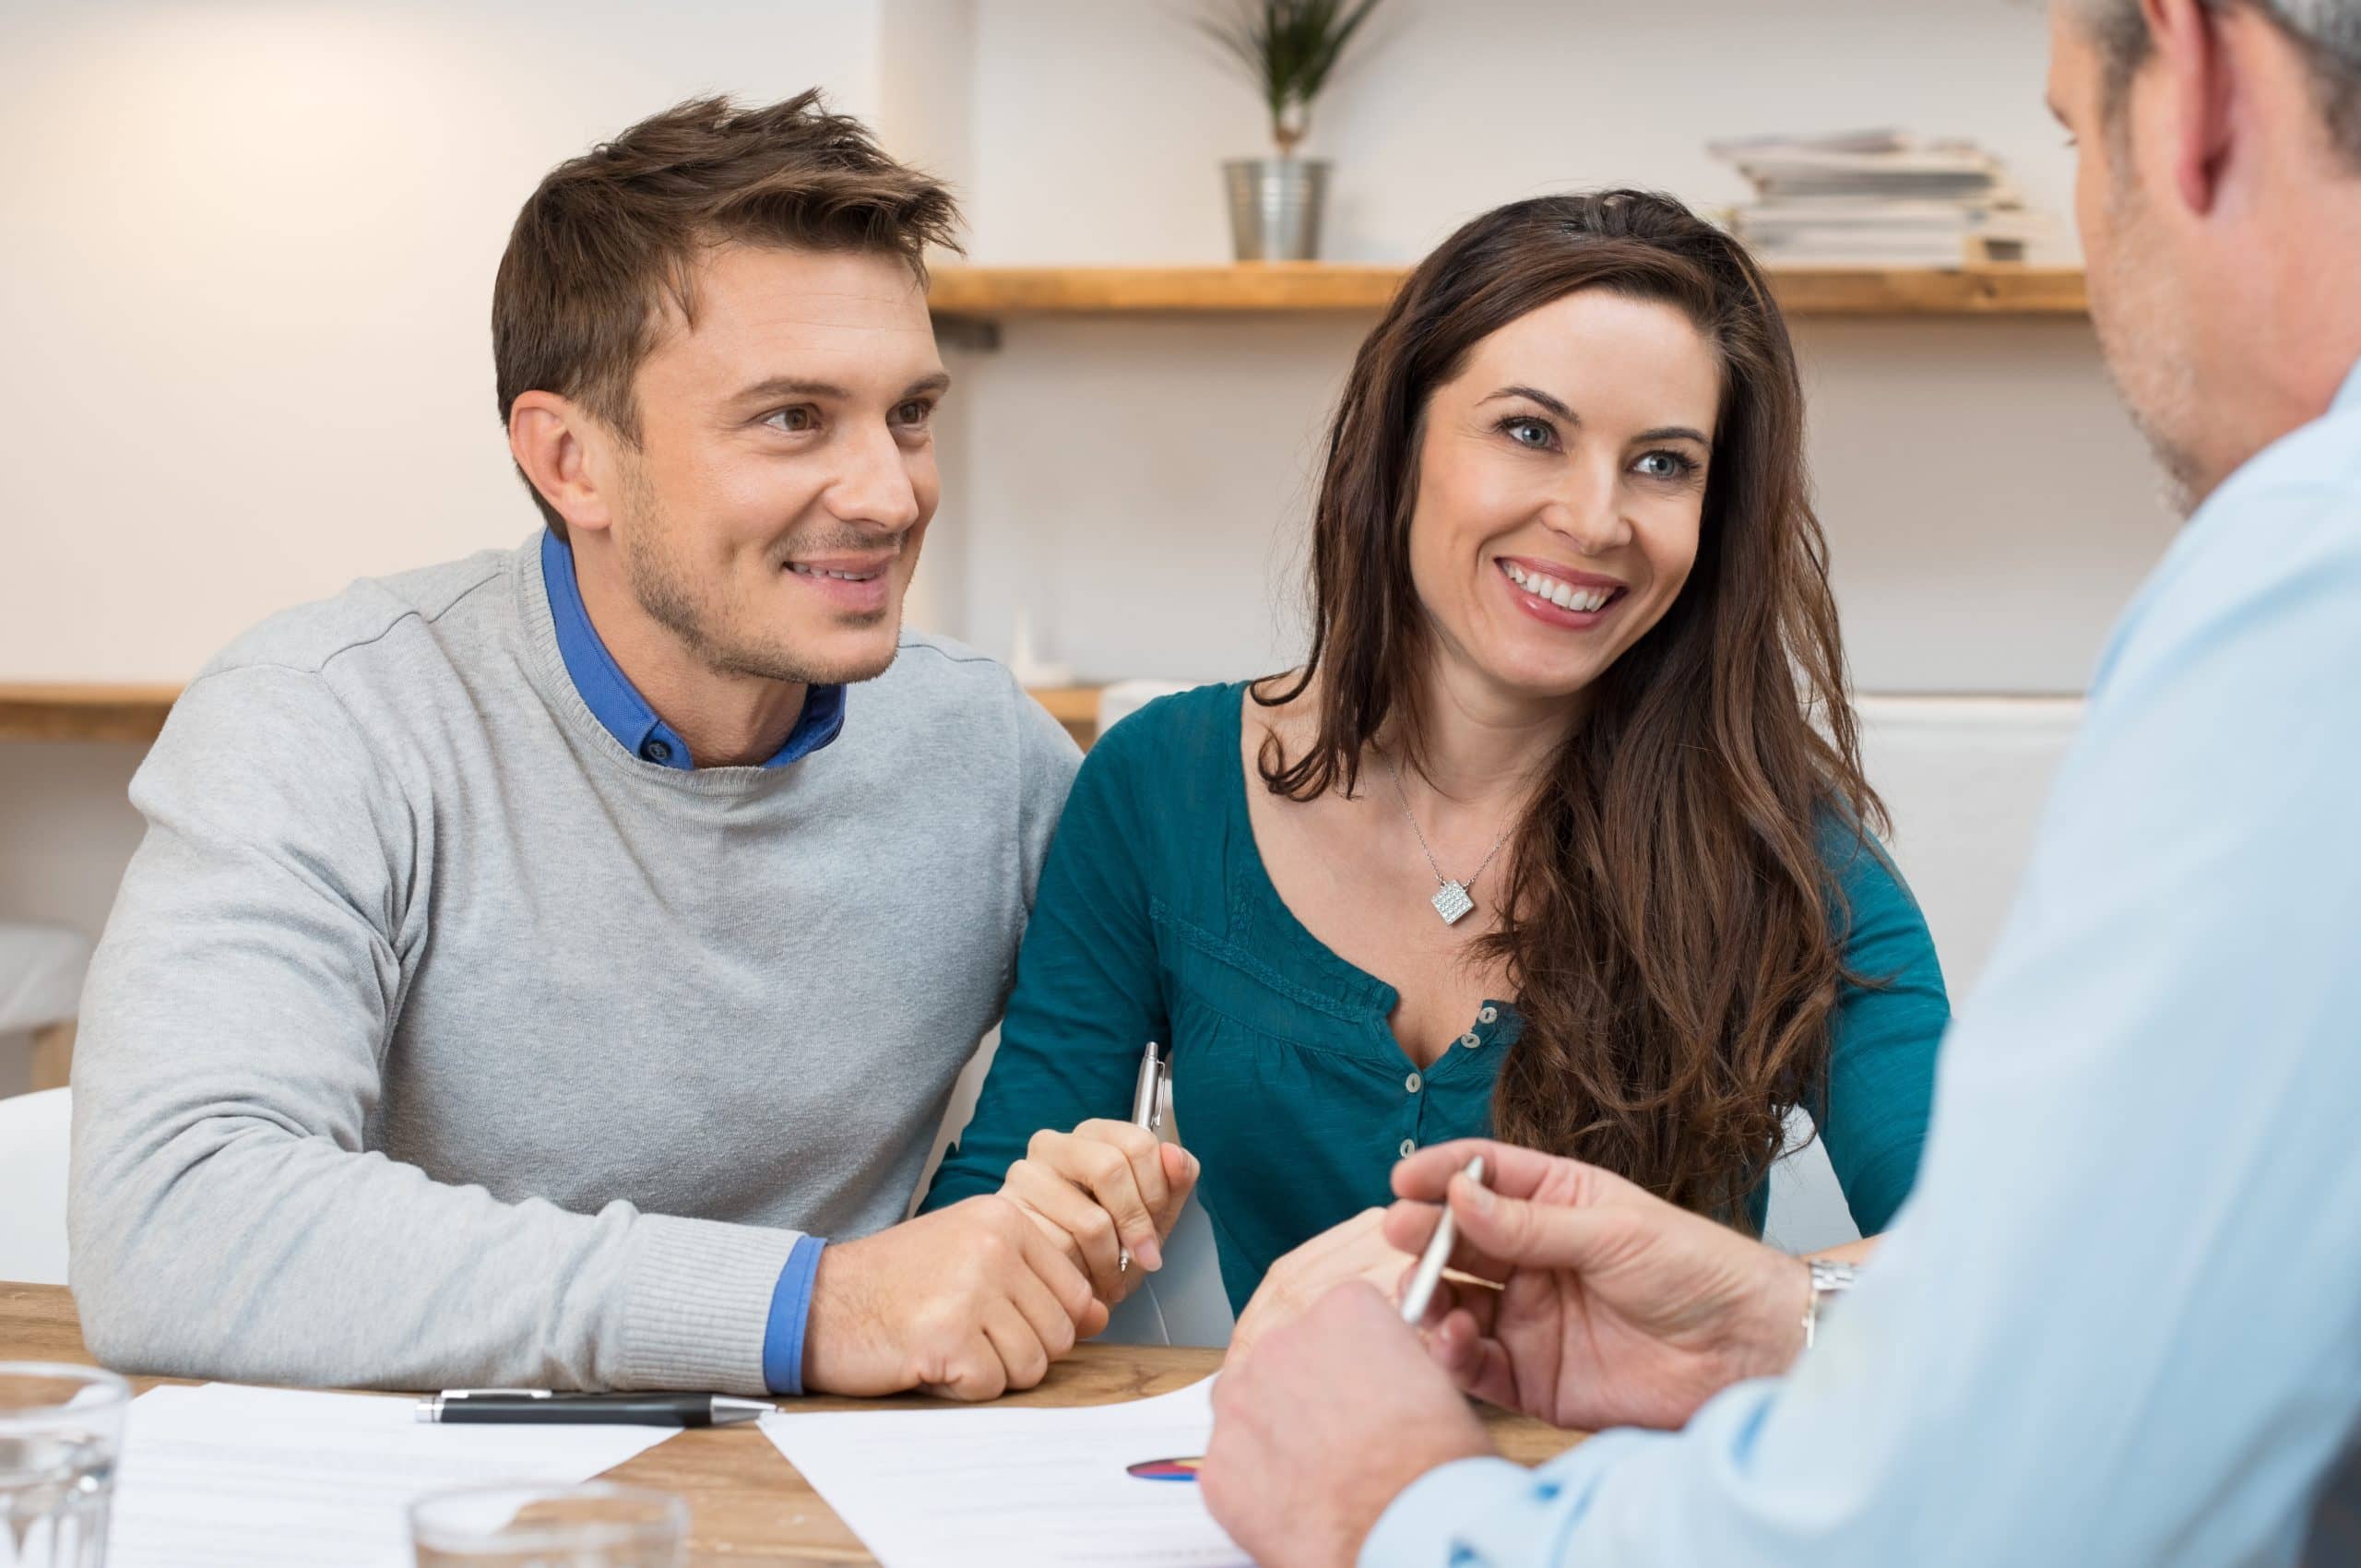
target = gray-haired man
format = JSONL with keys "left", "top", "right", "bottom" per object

{"left": 1200, "top": 3, "right": 2361, "bottom": 1563}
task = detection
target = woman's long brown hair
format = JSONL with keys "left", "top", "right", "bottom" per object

{"left": 1257, "top": 190, "right": 1881, "bottom": 1224}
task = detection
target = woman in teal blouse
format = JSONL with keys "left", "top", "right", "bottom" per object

{"left": 925, "top": 191, "right": 1950, "bottom": 1323}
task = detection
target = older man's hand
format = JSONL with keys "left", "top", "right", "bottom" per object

{"left": 1201, "top": 1281, "right": 1496, "bottom": 1568}
{"left": 1387, "top": 1139, "right": 1809, "bottom": 1431}
{"left": 1225, "top": 1206, "right": 1418, "bottom": 1368}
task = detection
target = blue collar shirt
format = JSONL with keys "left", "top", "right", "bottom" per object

{"left": 540, "top": 527, "right": 845, "bottom": 771}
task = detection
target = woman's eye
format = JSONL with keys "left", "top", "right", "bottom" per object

{"left": 765, "top": 406, "right": 818, "bottom": 433}
{"left": 1501, "top": 417, "right": 1554, "bottom": 449}
{"left": 1635, "top": 450, "right": 1695, "bottom": 481}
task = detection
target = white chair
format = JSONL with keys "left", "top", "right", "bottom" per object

{"left": 1097, "top": 1082, "right": 1235, "bottom": 1348}
{"left": 1093, "top": 678, "right": 1197, "bottom": 740}
{"left": 1762, "top": 694, "right": 2083, "bottom": 1251}
{"left": 0, "top": 922, "right": 92, "bottom": 1093}
{"left": 0, "top": 1087, "right": 73, "bottom": 1285}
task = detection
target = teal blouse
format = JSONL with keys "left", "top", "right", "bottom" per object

{"left": 924, "top": 683, "right": 1951, "bottom": 1313}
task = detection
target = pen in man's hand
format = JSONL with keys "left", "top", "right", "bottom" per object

{"left": 1399, "top": 1155, "right": 1488, "bottom": 1324}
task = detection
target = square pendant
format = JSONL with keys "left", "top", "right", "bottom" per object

{"left": 1431, "top": 881, "right": 1475, "bottom": 925}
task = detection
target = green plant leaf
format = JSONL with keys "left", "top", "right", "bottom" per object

{"left": 1198, "top": 0, "right": 1387, "bottom": 130}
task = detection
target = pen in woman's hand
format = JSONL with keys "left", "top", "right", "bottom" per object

{"left": 1119, "top": 1040, "right": 1170, "bottom": 1275}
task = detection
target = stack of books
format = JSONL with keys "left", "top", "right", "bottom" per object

{"left": 1709, "top": 129, "right": 2047, "bottom": 267}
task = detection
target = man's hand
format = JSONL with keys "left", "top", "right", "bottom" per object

{"left": 1226, "top": 1206, "right": 1417, "bottom": 1367}
{"left": 801, "top": 1195, "right": 1110, "bottom": 1400}
{"left": 1387, "top": 1139, "right": 1809, "bottom": 1431}
{"left": 1203, "top": 1282, "right": 1496, "bottom": 1568}
{"left": 999, "top": 1120, "right": 1197, "bottom": 1304}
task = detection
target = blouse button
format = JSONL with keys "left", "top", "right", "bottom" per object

{"left": 1459, "top": 1031, "right": 1482, "bottom": 1050}
{"left": 1477, "top": 1005, "right": 1500, "bottom": 1025}
{"left": 1405, "top": 1072, "right": 1422, "bottom": 1094}
{"left": 1398, "top": 1138, "right": 1416, "bottom": 1158}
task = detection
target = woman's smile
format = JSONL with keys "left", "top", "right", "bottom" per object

{"left": 1496, "top": 556, "right": 1631, "bottom": 628}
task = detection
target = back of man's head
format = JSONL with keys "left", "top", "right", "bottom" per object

{"left": 492, "top": 92, "right": 962, "bottom": 534}
{"left": 2080, "top": 0, "right": 2361, "bottom": 159}
{"left": 2058, "top": 0, "right": 2361, "bottom": 507}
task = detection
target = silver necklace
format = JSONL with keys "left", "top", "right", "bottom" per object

{"left": 1379, "top": 754, "right": 1513, "bottom": 926}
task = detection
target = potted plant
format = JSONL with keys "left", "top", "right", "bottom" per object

{"left": 1203, "top": 0, "right": 1386, "bottom": 261}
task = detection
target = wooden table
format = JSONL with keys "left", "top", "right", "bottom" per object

{"left": 2, "top": 1281, "right": 1582, "bottom": 1564}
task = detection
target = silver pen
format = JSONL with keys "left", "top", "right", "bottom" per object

{"left": 1118, "top": 1040, "right": 1170, "bottom": 1275}
{"left": 1399, "top": 1155, "right": 1487, "bottom": 1324}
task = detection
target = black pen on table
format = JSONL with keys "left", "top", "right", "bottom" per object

{"left": 1118, "top": 1039, "right": 1171, "bottom": 1276}
{"left": 416, "top": 1390, "right": 772, "bottom": 1427}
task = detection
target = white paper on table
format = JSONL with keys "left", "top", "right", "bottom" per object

{"left": 761, "top": 1375, "right": 1249, "bottom": 1568}
{"left": 105, "top": 1382, "right": 679, "bottom": 1568}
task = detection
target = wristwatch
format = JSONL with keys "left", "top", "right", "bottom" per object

{"left": 1800, "top": 1260, "right": 1858, "bottom": 1352}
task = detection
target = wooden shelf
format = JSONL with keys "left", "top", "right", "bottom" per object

{"left": 928, "top": 262, "right": 2087, "bottom": 320}
{"left": 0, "top": 683, "right": 180, "bottom": 743}
{"left": 0, "top": 683, "right": 1109, "bottom": 748}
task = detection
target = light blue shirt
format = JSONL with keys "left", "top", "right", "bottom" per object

{"left": 1367, "top": 357, "right": 2361, "bottom": 1568}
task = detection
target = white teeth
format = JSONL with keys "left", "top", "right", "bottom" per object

{"left": 1503, "top": 562, "right": 1612, "bottom": 614}
{"left": 789, "top": 564, "right": 879, "bottom": 582}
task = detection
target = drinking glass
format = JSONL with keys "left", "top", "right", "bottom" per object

{"left": 0, "top": 1363, "right": 130, "bottom": 1568}
{"left": 409, "top": 1481, "right": 689, "bottom": 1568}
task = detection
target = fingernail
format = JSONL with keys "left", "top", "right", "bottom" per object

{"left": 1137, "top": 1238, "right": 1163, "bottom": 1271}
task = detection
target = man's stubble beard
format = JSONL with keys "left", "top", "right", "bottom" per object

{"left": 616, "top": 459, "right": 905, "bottom": 686}
{"left": 2091, "top": 159, "right": 2208, "bottom": 519}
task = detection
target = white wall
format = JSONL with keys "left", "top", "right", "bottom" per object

{"left": 0, "top": 0, "right": 896, "bottom": 971}
{"left": 940, "top": 0, "right": 2177, "bottom": 694}
{"left": 0, "top": 0, "right": 888, "bottom": 683}
{"left": 2, "top": 0, "right": 2177, "bottom": 989}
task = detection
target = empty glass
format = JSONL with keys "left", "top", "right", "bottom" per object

{"left": 409, "top": 1482, "right": 688, "bottom": 1568}
{"left": 0, "top": 1363, "right": 129, "bottom": 1568}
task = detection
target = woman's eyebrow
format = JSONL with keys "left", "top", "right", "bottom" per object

{"left": 1635, "top": 425, "right": 1713, "bottom": 448}
{"left": 1484, "top": 385, "right": 1579, "bottom": 422}
{"left": 1484, "top": 387, "right": 1712, "bottom": 451}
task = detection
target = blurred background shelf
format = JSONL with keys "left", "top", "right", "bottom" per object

{"left": 926, "top": 263, "right": 2089, "bottom": 322}
{"left": 0, "top": 683, "right": 1112, "bottom": 749}
{"left": 0, "top": 686, "right": 183, "bottom": 744}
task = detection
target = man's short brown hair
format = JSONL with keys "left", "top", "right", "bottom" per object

{"left": 492, "top": 90, "right": 962, "bottom": 533}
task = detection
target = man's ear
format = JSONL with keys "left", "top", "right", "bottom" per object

{"left": 508, "top": 390, "right": 620, "bottom": 538}
{"left": 2141, "top": 0, "right": 2237, "bottom": 216}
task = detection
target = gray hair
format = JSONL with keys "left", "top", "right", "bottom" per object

{"left": 2079, "top": 0, "right": 2361, "bottom": 162}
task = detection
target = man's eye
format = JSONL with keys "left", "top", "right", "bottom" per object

{"left": 765, "top": 407, "right": 818, "bottom": 433}
{"left": 894, "top": 399, "right": 934, "bottom": 427}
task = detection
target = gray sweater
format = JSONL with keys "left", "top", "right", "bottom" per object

{"left": 67, "top": 537, "right": 1078, "bottom": 1396}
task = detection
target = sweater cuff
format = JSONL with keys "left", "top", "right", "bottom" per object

{"left": 623, "top": 1214, "right": 801, "bottom": 1395}
{"left": 761, "top": 1236, "right": 826, "bottom": 1396}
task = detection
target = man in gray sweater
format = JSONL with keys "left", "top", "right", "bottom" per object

{"left": 67, "top": 91, "right": 1112, "bottom": 1401}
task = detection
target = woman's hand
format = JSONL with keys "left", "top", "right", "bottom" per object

{"left": 998, "top": 1120, "right": 1198, "bottom": 1304}
{"left": 1386, "top": 1138, "right": 1811, "bottom": 1432}
{"left": 1226, "top": 1206, "right": 1420, "bottom": 1367}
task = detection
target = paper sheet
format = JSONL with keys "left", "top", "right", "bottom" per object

{"left": 761, "top": 1375, "right": 1250, "bottom": 1568}
{"left": 105, "top": 1382, "right": 678, "bottom": 1567}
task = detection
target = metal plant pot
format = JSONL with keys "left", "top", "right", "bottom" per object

{"left": 1223, "top": 157, "right": 1330, "bottom": 261}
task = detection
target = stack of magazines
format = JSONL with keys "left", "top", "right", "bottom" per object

{"left": 1710, "top": 128, "right": 2047, "bottom": 267}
